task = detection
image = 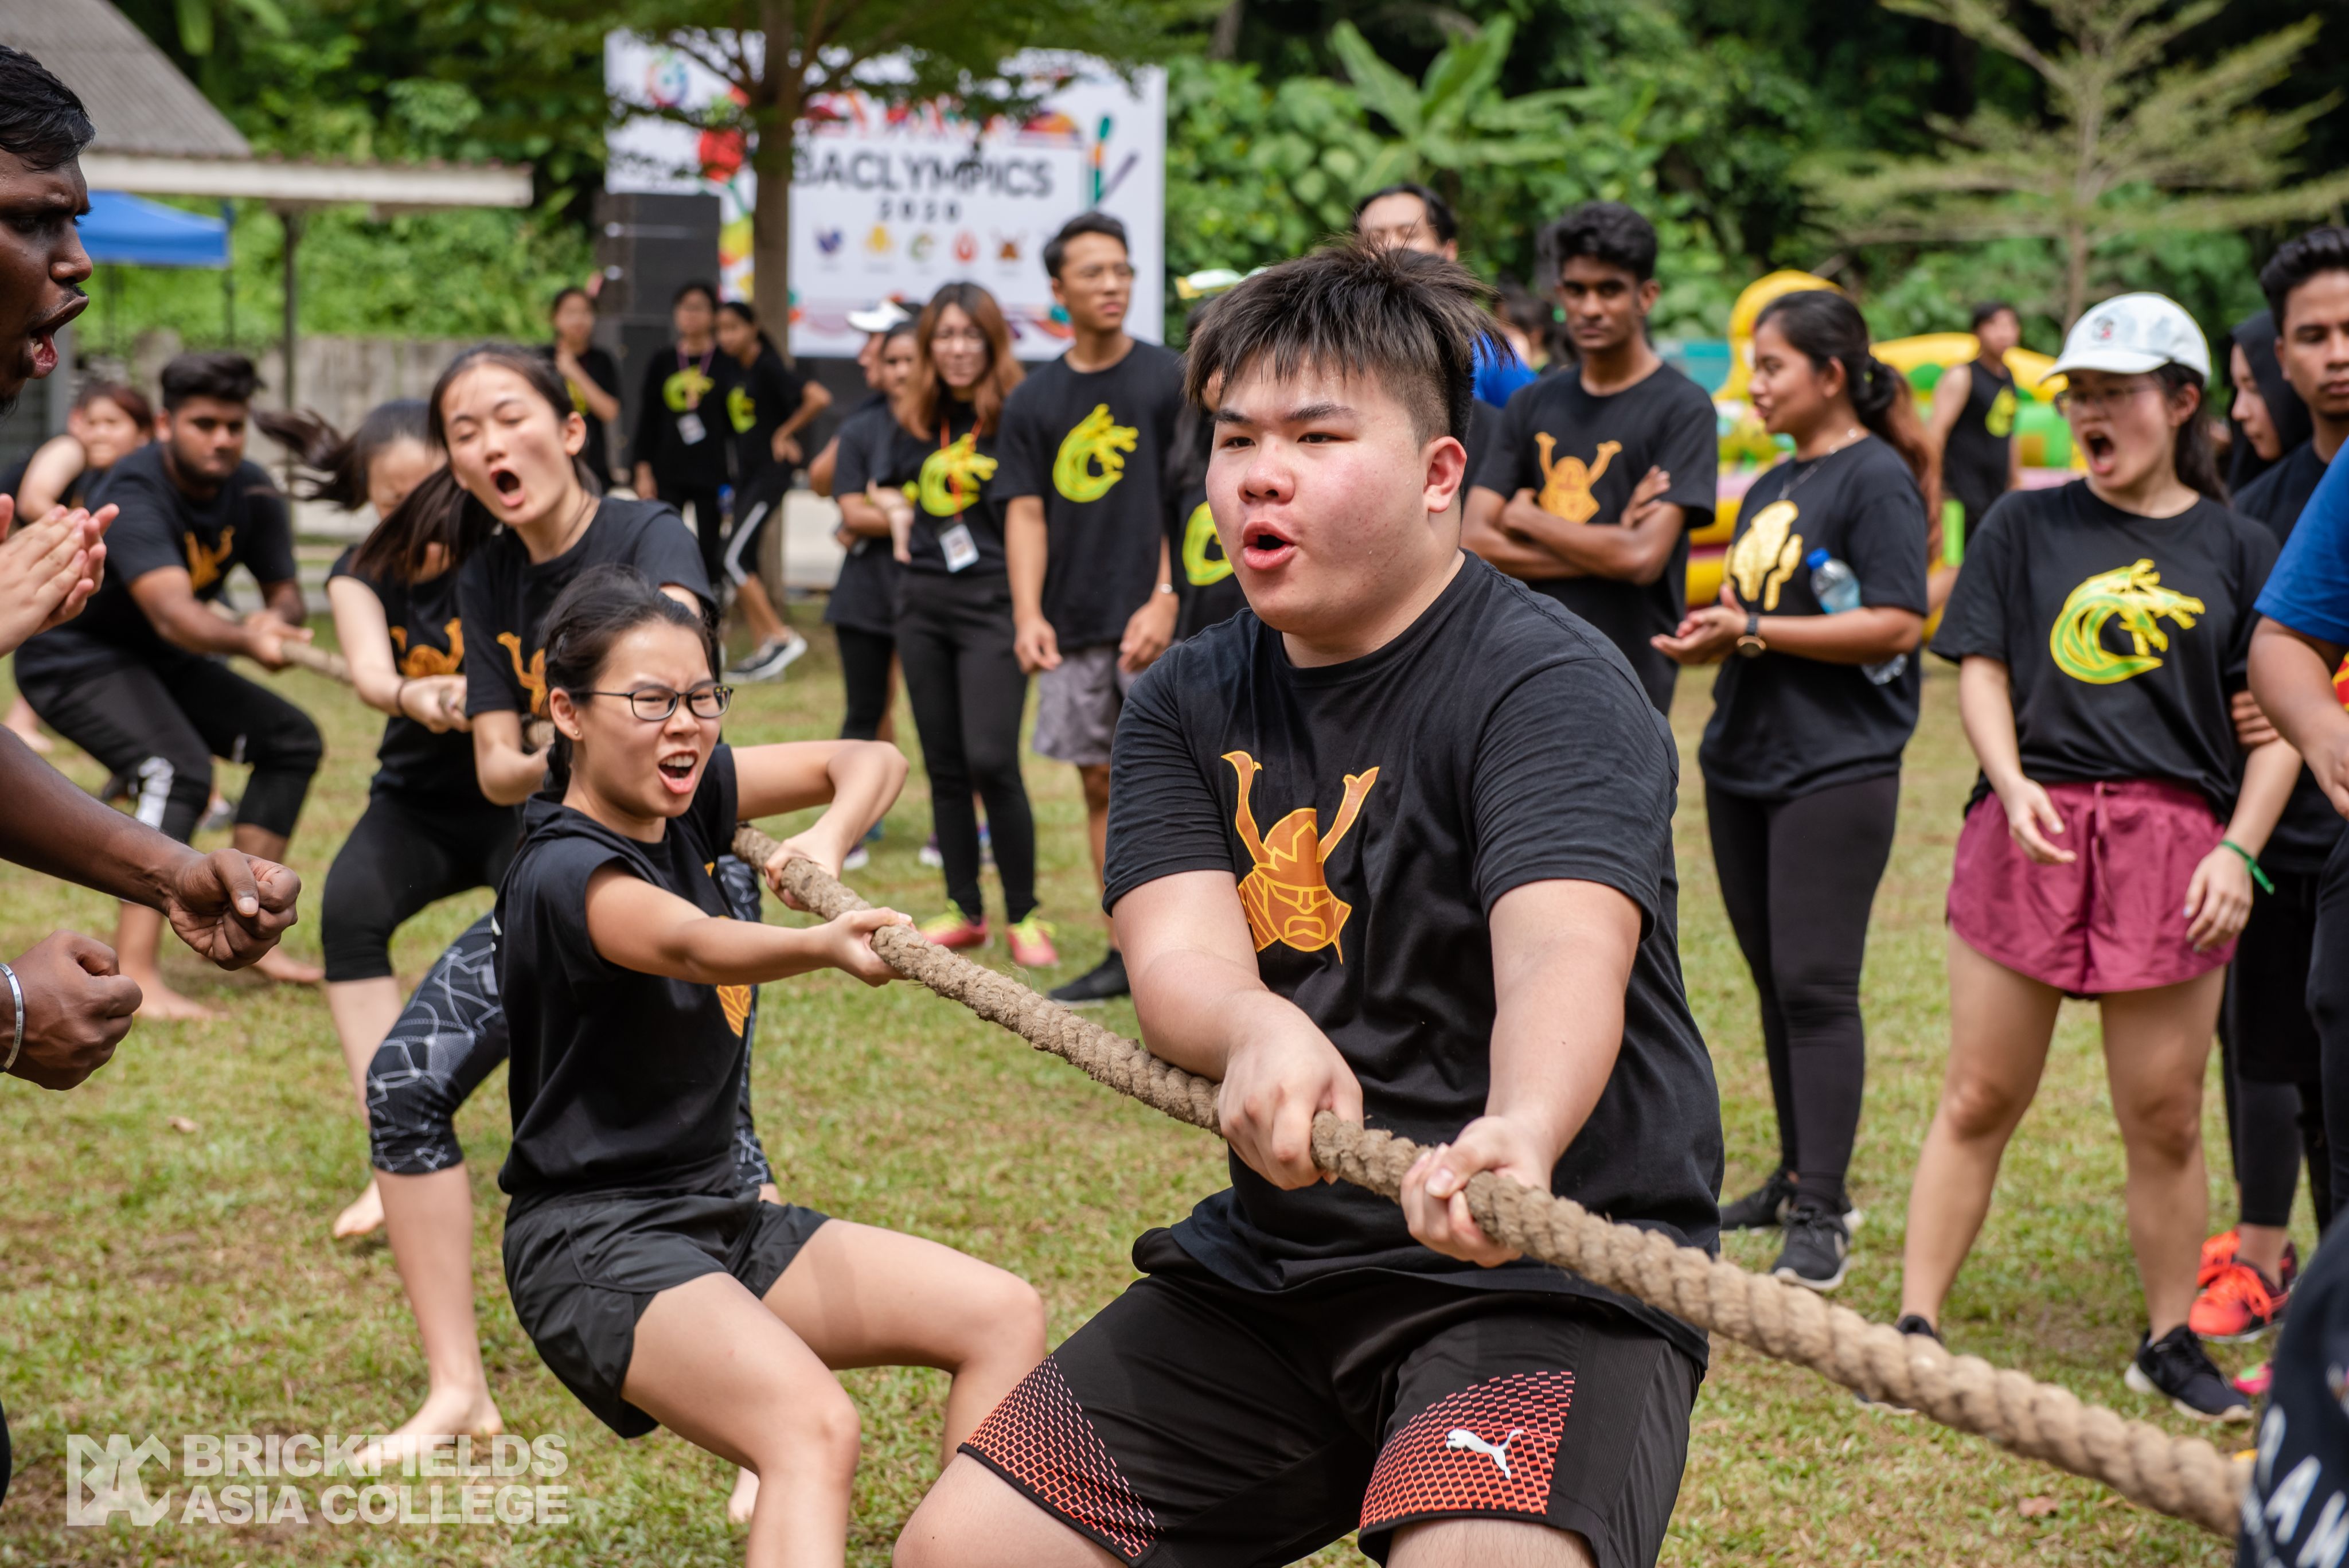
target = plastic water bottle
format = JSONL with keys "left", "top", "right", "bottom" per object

{"left": 1805, "top": 548, "right": 1906, "bottom": 685}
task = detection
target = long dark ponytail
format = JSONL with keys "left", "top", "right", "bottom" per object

{"left": 1754, "top": 290, "right": 1940, "bottom": 499}
{"left": 2157, "top": 362, "right": 2228, "bottom": 505}
{"left": 539, "top": 564, "right": 713, "bottom": 793}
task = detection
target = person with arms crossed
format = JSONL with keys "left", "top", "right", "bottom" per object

{"left": 900, "top": 243, "right": 1720, "bottom": 1568}
{"left": 1001, "top": 213, "right": 1183, "bottom": 1004}
{"left": 1466, "top": 202, "right": 1719, "bottom": 715}
{"left": 15, "top": 350, "right": 323, "bottom": 1016}
{"left": 1904, "top": 293, "right": 2297, "bottom": 1422}
{"left": 806, "top": 298, "right": 910, "bottom": 500}
{"left": 822, "top": 321, "right": 915, "bottom": 755}
{"left": 715, "top": 297, "right": 826, "bottom": 682}
{"left": 2191, "top": 228, "right": 2349, "bottom": 1358}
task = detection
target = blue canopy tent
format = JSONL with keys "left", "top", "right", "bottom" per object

{"left": 80, "top": 189, "right": 228, "bottom": 268}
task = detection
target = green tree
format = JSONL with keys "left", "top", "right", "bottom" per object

{"left": 1827, "top": 0, "right": 2349, "bottom": 324}
{"left": 1325, "top": 17, "right": 1580, "bottom": 213}
{"left": 581, "top": 0, "right": 1201, "bottom": 317}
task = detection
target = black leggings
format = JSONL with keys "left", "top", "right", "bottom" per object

{"left": 368, "top": 856, "right": 772, "bottom": 1189}
{"left": 2221, "top": 864, "right": 2331, "bottom": 1233}
{"left": 320, "top": 791, "right": 519, "bottom": 982}
{"left": 895, "top": 571, "right": 1035, "bottom": 922}
{"left": 1706, "top": 774, "right": 1901, "bottom": 1206}
{"left": 2308, "top": 837, "right": 2349, "bottom": 1217}
{"left": 836, "top": 625, "right": 895, "bottom": 741}
{"left": 20, "top": 656, "right": 321, "bottom": 842}
{"left": 669, "top": 485, "right": 727, "bottom": 596}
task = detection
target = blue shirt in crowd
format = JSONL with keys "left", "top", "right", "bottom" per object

{"left": 2260, "top": 448, "right": 2349, "bottom": 643}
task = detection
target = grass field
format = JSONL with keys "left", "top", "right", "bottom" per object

{"left": 0, "top": 618, "right": 2295, "bottom": 1566}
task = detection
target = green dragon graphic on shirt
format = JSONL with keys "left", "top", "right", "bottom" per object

{"left": 2048, "top": 559, "right": 2206, "bottom": 684}
{"left": 1985, "top": 384, "right": 2018, "bottom": 439}
{"left": 727, "top": 385, "right": 757, "bottom": 434}
{"left": 662, "top": 365, "right": 713, "bottom": 412}
{"left": 1181, "top": 501, "right": 1231, "bottom": 586}
{"left": 912, "top": 432, "right": 997, "bottom": 516}
{"left": 1052, "top": 403, "right": 1138, "bottom": 502}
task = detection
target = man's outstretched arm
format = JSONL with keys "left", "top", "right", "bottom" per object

{"left": 1399, "top": 877, "right": 1641, "bottom": 1265}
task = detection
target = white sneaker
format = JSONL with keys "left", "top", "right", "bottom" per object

{"left": 842, "top": 844, "right": 869, "bottom": 872}
{"left": 727, "top": 631, "right": 808, "bottom": 682}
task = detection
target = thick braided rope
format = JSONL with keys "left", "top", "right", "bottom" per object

{"left": 739, "top": 826, "right": 2247, "bottom": 1538}
{"left": 278, "top": 641, "right": 352, "bottom": 682}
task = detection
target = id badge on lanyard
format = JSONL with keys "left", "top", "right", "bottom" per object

{"left": 934, "top": 420, "right": 980, "bottom": 573}
{"left": 676, "top": 411, "right": 708, "bottom": 446}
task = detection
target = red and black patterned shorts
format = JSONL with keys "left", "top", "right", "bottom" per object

{"left": 961, "top": 1230, "right": 1698, "bottom": 1568}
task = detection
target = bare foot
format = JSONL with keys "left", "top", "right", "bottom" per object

{"left": 333, "top": 1177, "right": 384, "bottom": 1239}
{"left": 252, "top": 947, "right": 325, "bottom": 985}
{"left": 356, "top": 1388, "right": 504, "bottom": 1475}
{"left": 727, "top": 1465, "right": 759, "bottom": 1524}
{"left": 123, "top": 970, "right": 218, "bottom": 1021}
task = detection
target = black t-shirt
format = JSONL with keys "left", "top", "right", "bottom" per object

{"left": 543, "top": 344, "right": 623, "bottom": 483}
{"left": 496, "top": 745, "right": 752, "bottom": 1211}
{"left": 1102, "top": 555, "right": 1721, "bottom": 1362}
{"left": 0, "top": 457, "right": 25, "bottom": 504}
{"left": 1944, "top": 358, "right": 2018, "bottom": 521}
{"left": 727, "top": 347, "right": 809, "bottom": 490}
{"left": 1932, "top": 482, "right": 2278, "bottom": 816}
{"left": 1699, "top": 436, "right": 1930, "bottom": 800}
{"left": 17, "top": 443, "right": 298, "bottom": 680}
{"left": 2238, "top": 1223, "right": 2349, "bottom": 1568}
{"left": 996, "top": 342, "right": 1184, "bottom": 649}
{"left": 1472, "top": 362, "right": 1720, "bottom": 713}
{"left": 329, "top": 547, "right": 485, "bottom": 804}
{"left": 630, "top": 345, "right": 740, "bottom": 492}
{"left": 833, "top": 395, "right": 1005, "bottom": 578}
{"left": 1170, "top": 482, "right": 1246, "bottom": 641}
{"left": 459, "top": 498, "right": 712, "bottom": 719}
{"left": 822, "top": 404, "right": 907, "bottom": 637}
{"left": 2231, "top": 441, "right": 2340, "bottom": 873}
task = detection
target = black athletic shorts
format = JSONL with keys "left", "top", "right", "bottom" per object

{"left": 2229, "top": 865, "right": 2323, "bottom": 1085}
{"left": 502, "top": 1185, "right": 828, "bottom": 1438}
{"left": 962, "top": 1229, "right": 1699, "bottom": 1568}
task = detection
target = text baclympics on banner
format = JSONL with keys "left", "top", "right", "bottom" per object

{"left": 604, "top": 36, "right": 1166, "bottom": 360}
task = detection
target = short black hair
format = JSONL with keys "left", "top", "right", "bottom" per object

{"left": 1182, "top": 241, "right": 1496, "bottom": 445}
{"left": 672, "top": 280, "right": 719, "bottom": 311}
{"left": 1969, "top": 300, "right": 2018, "bottom": 331}
{"left": 159, "top": 351, "right": 261, "bottom": 411}
{"left": 2261, "top": 227, "right": 2349, "bottom": 330}
{"left": 1536, "top": 202, "right": 1658, "bottom": 285}
{"left": 0, "top": 46, "right": 95, "bottom": 173}
{"left": 1353, "top": 182, "right": 1457, "bottom": 247}
{"left": 1043, "top": 212, "right": 1129, "bottom": 280}
{"left": 549, "top": 285, "right": 591, "bottom": 315}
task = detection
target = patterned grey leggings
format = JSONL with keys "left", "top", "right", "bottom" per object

{"left": 365, "top": 856, "right": 773, "bottom": 1191}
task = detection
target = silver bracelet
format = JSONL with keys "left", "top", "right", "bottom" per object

{"left": 0, "top": 961, "right": 24, "bottom": 1076}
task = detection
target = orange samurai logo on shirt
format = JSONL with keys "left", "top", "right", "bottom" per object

{"left": 1223, "top": 751, "right": 1380, "bottom": 960}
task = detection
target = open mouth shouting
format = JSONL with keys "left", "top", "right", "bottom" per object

{"left": 27, "top": 291, "right": 86, "bottom": 380}
{"left": 2078, "top": 427, "right": 2117, "bottom": 475}
{"left": 1239, "top": 517, "right": 1298, "bottom": 572}
{"left": 489, "top": 464, "right": 526, "bottom": 508}
{"left": 656, "top": 744, "right": 703, "bottom": 797}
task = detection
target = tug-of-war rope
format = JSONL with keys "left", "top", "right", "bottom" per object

{"left": 263, "top": 641, "right": 2246, "bottom": 1536}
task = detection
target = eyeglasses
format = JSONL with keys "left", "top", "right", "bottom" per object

{"left": 573, "top": 684, "right": 733, "bottom": 721}
{"left": 2054, "top": 382, "right": 2163, "bottom": 416}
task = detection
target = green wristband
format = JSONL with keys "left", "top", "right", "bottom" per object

{"left": 2220, "top": 839, "right": 2276, "bottom": 895}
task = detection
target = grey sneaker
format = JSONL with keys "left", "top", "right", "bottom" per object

{"left": 727, "top": 631, "right": 808, "bottom": 682}
{"left": 1770, "top": 1199, "right": 1851, "bottom": 1292}
{"left": 2126, "top": 1325, "right": 2253, "bottom": 1422}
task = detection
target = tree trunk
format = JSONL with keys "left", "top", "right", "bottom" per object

{"left": 752, "top": 0, "right": 797, "bottom": 344}
{"left": 2063, "top": 219, "right": 2088, "bottom": 329}
{"left": 1209, "top": 0, "right": 1243, "bottom": 60}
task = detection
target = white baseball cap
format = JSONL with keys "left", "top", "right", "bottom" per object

{"left": 847, "top": 299, "right": 911, "bottom": 334}
{"left": 2047, "top": 292, "right": 2211, "bottom": 383}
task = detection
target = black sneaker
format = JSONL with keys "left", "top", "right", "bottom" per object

{"left": 1856, "top": 1316, "right": 1942, "bottom": 1414}
{"left": 1048, "top": 950, "right": 1129, "bottom": 1007}
{"left": 1720, "top": 1168, "right": 1797, "bottom": 1231}
{"left": 1770, "top": 1199, "right": 1851, "bottom": 1292}
{"left": 2125, "top": 1325, "right": 2253, "bottom": 1422}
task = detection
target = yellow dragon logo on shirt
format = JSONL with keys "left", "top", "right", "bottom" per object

{"left": 1181, "top": 501, "right": 1231, "bottom": 587}
{"left": 1985, "top": 384, "right": 2018, "bottom": 439}
{"left": 912, "top": 432, "right": 996, "bottom": 517}
{"left": 1052, "top": 404, "right": 1138, "bottom": 504}
{"left": 497, "top": 633, "right": 549, "bottom": 715}
{"left": 1534, "top": 435, "right": 1621, "bottom": 524}
{"left": 1225, "top": 751, "right": 1379, "bottom": 961}
{"left": 2049, "top": 559, "right": 2206, "bottom": 685}
{"left": 1725, "top": 500, "right": 1804, "bottom": 611}
{"left": 184, "top": 528, "right": 235, "bottom": 592}
{"left": 391, "top": 618, "right": 464, "bottom": 678}
{"left": 727, "top": 385, "right": 757, "bottom": 435}
{"left": 662, "top": 365, "right": 713, "bottom": 412}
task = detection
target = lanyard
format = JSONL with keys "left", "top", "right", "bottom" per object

{"left": 938, "top": 417, "right": 965, "bottom": 512}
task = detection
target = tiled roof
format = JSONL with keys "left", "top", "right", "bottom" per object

{"left": 1, "top": 0, "right": 251, "bottom": 160}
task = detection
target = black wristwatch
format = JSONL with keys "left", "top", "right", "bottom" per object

{"left": 1735, "top": 612, "right": 1767, "bottom": 659}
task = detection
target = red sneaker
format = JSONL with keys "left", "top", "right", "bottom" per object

{"left": 2199, "top": 1228, "right": 2240, "bottom": 1288}
{"left": 2190, "top": 1260, "right": 2289, "bottom": 1343}
{"left": 918, "top": 909, "right": 989, "bottom": 950}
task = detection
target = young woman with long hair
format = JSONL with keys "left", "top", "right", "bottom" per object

{"left": 544, "top": 285, "right": 623, "bottom": 485}
{"left": 1653, "top": 287, "right": 1935, "bottom": 1293}
{"left": 836, "top": 282, "right": 1055, "bottom": 965}
{"left": 346, "top": 349, "right": 784, "bottom": 1522}
{"left": 824, "top": 321, "right": 915, "bottom": 748}
{"left": 714, "top": 298, "right": 827, "bottom": 682}
{"left": 1901, "top": 293, "right": 2300, "bottom": 1422}
{"left": 499, "top": 564, "right": 1043, "bottom": 1567}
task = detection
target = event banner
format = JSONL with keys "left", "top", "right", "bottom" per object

{"left": 605, "top": 36, "right": 1166, "bottom": 360}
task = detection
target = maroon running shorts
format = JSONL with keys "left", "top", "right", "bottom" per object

{"left": 1947, "top": 778, "right": 2231, "bottom": 996}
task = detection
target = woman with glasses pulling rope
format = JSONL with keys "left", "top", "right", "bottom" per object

{"left": 345, "top": 349, "right": 782, "bottom": 1524}
{"left": 836, "top": 283, "right": 1054, "bottom": 966}
{"left": 1899, "top": 294, "right": 2300, "bottom": 1423}
{"left": 1653, "top": 289, "right": 1934, "bottom": 1295}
